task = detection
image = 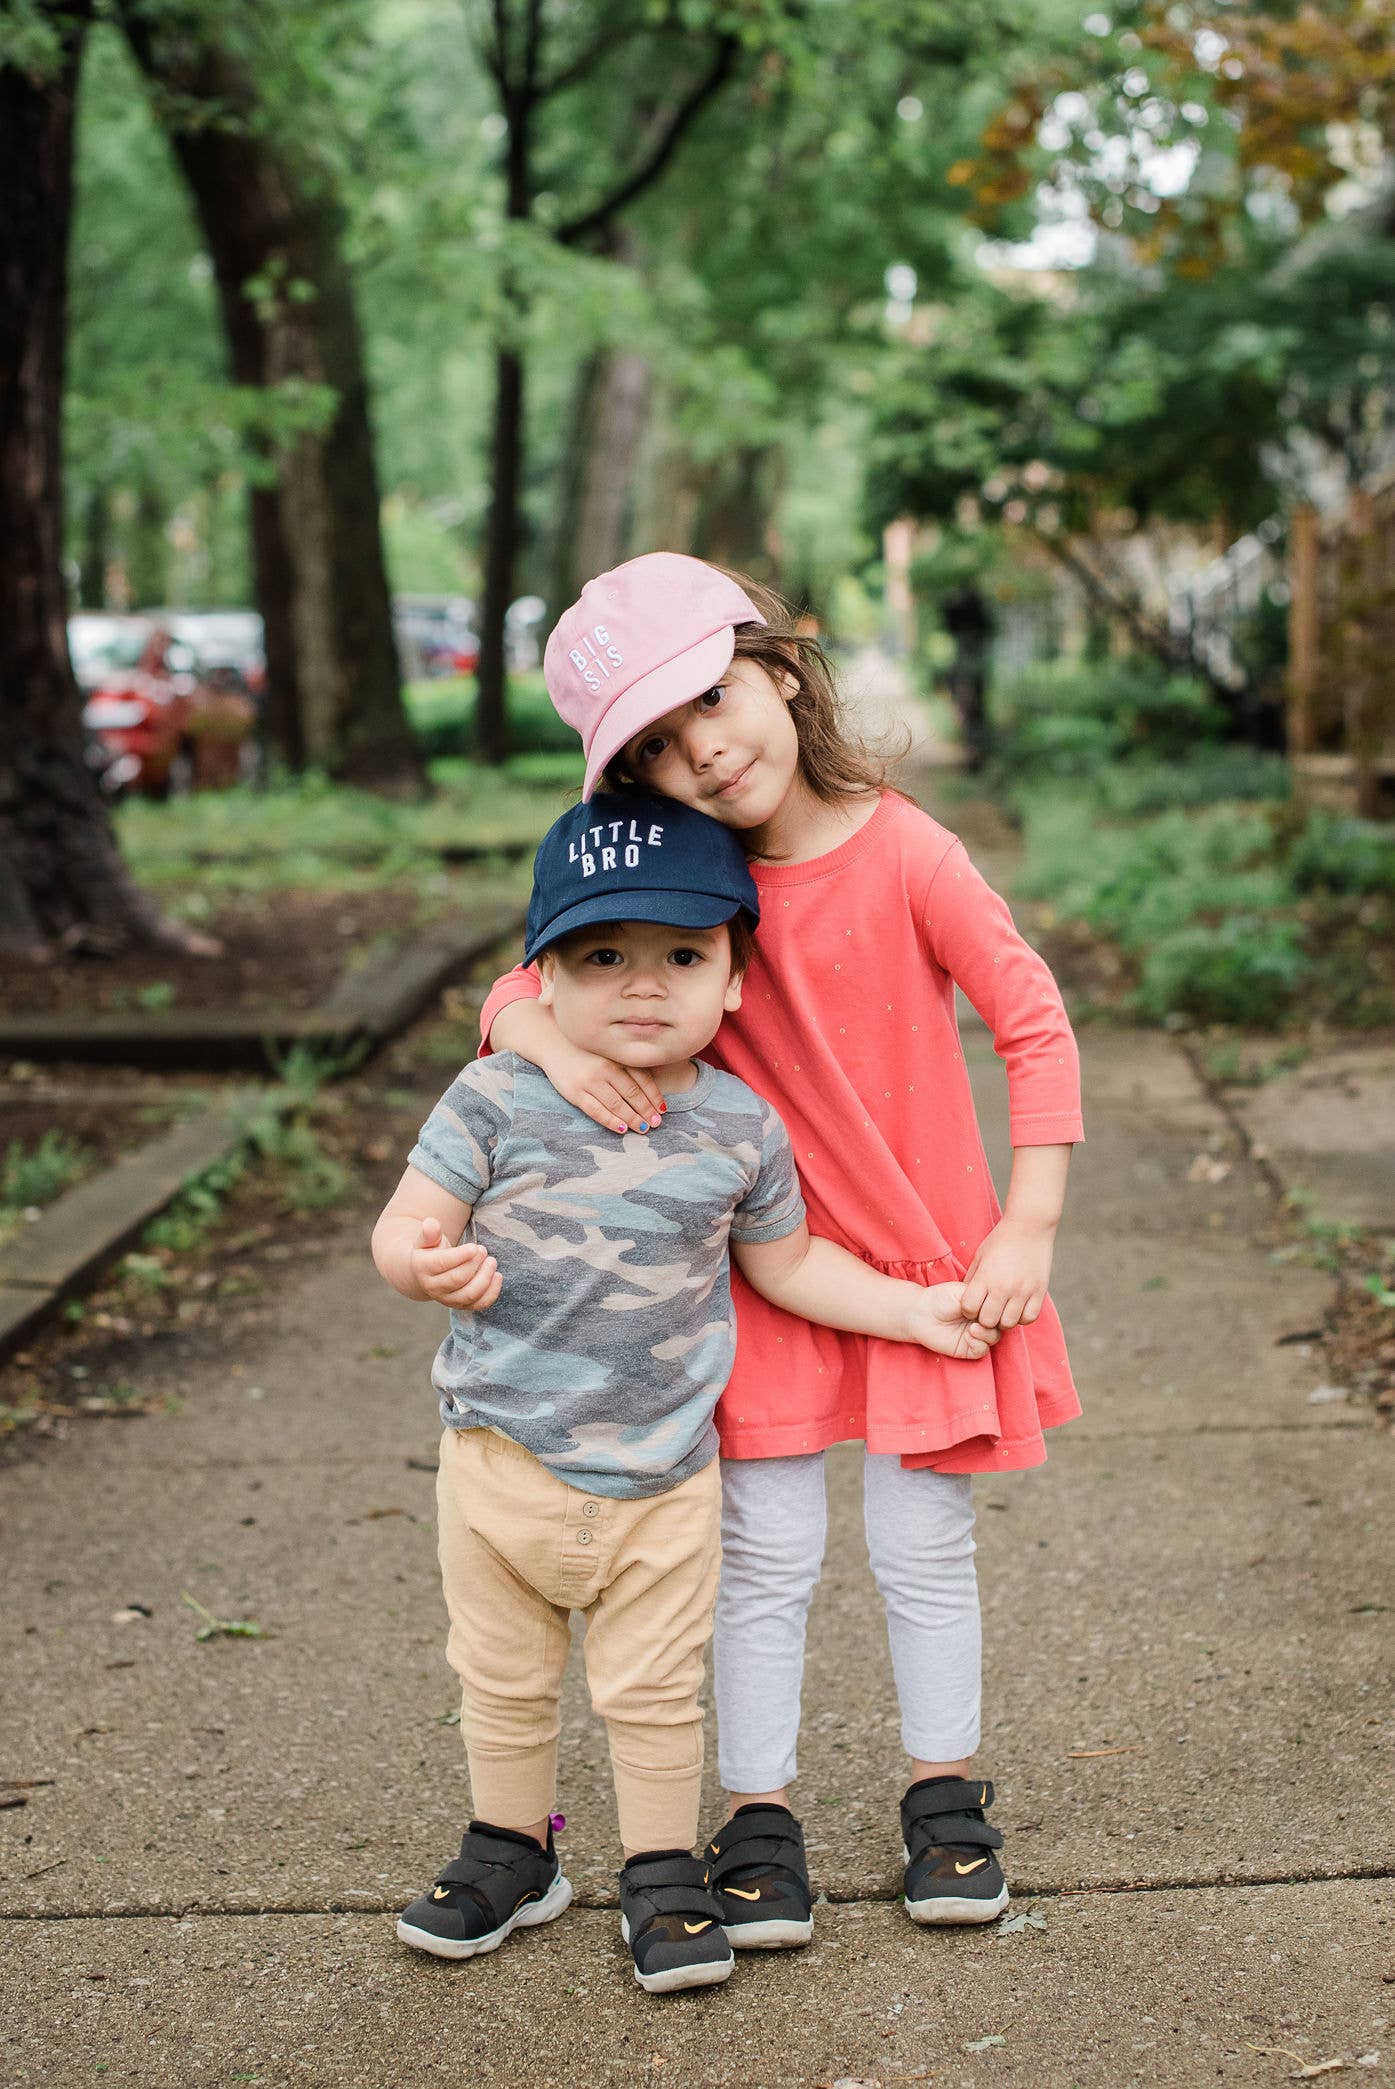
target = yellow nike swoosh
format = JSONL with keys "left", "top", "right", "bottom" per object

{"left": 432, "top": 1886, "right": 451, "bottom": 1899}
{"left": 725, "top": 1886, "right": 762, "bottom": 1902}
{"left": 954, "top": 1858, "right": 989, "bottom": 1875}
{"left": 683, "top": 1919, "right": 713, "bottom": 1934}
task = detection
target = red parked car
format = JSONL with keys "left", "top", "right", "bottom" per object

{"left": 78, "top": 619, "right": 259, "bottom": 798}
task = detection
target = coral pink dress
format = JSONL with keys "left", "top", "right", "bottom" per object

{"left": 479, "top": 793, "right": 1084, "bottom": 1473}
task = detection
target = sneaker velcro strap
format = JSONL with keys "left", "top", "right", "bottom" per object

{"left": 436, "top": 1824, "right": 548, "bottom": 1890}
{"left": 622, "top": 1855, "right": 722, "bottom": 1931}
{"left": 707, "top": 1808, "right": 805, "bottom": 1884}
{"left": 902, "top": 1780, "right": 1004, "bottom": 1852}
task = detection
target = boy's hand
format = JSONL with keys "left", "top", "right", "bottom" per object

{"left": 409, "top": 1217, "right": 502, "bottom": 1310}
{"left": 905, "top": 1282, "right": 1001, "bottom": 1361}
{"left": 960, "top": 1217, "right": 1054, "bottom": 1330}
{"left": 540, "top": 1037, "right": 666, "bottom": 1137}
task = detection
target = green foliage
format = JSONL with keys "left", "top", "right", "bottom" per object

{"left": 1134, "top": 920, "right": 1310, "bottom": 1027}
{"left": 991, "top": 657, "right": 1226, "bottom": 775}
{"left": 1094, "top": 749, "right": 1289, "bottom": 816}
{"left": 1280, "top": 813, "right": 1395, "bottom": 898}
{"left": 117, "top": 759, "right": 573, "bottom": 894}
{"left": 405, "top": 673, "right": 577, "bottom": 761}
{"left": 1017, "top": 780, "right": 1394, "bottom": 1031}
{"left": 1, "top": 1133, "right": 88, "bottom": 1212}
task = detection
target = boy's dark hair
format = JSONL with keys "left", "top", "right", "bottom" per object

{"left": 542, "top": 914, "right": 754, "bottom": 977}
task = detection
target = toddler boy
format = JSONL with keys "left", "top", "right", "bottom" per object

{"left": 372, "top": 792, "right": 996, "bottom": 1993}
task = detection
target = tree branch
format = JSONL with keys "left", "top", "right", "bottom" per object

{"left": 1032, "top": 527, "right": 1249, "bottom": 702}
{"left": 521, "top": 0, "right": 544, "bottom": 98}
{"left": 555, "top": 35, "right": 740, "bottom": 248}
{"left": 540, "top": 18, "right": 655, "bottom": 97}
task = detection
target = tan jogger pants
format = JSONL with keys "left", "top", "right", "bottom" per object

{"left": 435, "top": 1426, "right": 722, "bottom": 1854}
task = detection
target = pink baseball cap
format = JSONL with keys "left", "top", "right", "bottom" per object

{"left": 544, "top": 552, "right": 766, "bottom": 799}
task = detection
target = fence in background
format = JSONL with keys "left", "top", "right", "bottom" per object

{"left": 1289, "top": 474, "right": 1395, "bottom": 817}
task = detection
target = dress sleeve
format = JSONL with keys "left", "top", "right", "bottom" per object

{"left": 478, "top": 962, "right": 542, "bottom": 1056}
{"left": 923, "top": 839, "right": 1084, "bottom": 1147}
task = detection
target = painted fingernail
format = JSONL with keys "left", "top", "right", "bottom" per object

{"left": 649, "top": 1115, "right": 662, "bottom": 1128}
{"left": 613, "top": 1120, "right": 627, "bottom": 1133}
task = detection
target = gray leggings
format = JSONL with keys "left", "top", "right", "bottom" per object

{"left": 714, "top": 1450, "right": 981, "bottom": 1793}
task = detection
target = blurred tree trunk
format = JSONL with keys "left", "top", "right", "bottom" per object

{"left": 476, "top": 343, "right": 524, "bottom": 765}
{"left": 0, "top": 3, "right": 209, "bottom": 958}
{"left": 118, "top": 3, "right": 421, "bottom": 790}
{"left": 941, "top": 586, "right": 994, "bottom": 773}
{"left": 551, "top": 341, "right": 653, "bottom": 613}
{"left": 549, "top": 225, "right": 652, "bottom": 614}
{"left": 692, "top": 444, "right": 783, "bottom": 580}
{"left": 472, "top": 6, "right": 740, "bottom": 762}
{"left": 78, "top": 485, "right": 110, "bottom": 609}
{"left": 128, "top": 475, "right": 168, "bottom": 607}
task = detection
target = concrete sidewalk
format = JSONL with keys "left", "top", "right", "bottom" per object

{"left": 3, "top": 1009, "right": 1391, "bottom": 2087}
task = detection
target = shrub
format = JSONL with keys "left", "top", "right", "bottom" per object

{"left": 2, "top": 1132, "right": 87, "bottom": 1211}
{"left": 992, "top": 658, "right": 1226, "bottom": 776}
{"left": 1095, "top": 749, "right": 1289, "bottom": 816}
{"left": 405, "top": 674, "right": 575, "bottom": 762}
{"left": 1134, "top": 918, "right": 1311, "bottom": 1026}
{"left": 1281, "top": 812, "right": 1395, "bottom": 897}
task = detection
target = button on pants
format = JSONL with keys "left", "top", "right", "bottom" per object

{"left": 435, "top": 1427, "right": 722, "bottom": 1854}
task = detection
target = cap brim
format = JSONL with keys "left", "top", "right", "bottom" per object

{"left": 524, "top": 887, "right": 751, "bottom": 965}
{"left": 581, "top": 626, "right": 737, "bottom": 800}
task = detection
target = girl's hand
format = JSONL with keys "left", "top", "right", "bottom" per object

{"left": 409, "top": 1217, "right": 502, "bottom": 1310}
{"left": 905, "top": 1282, "right": 1001, "bottom": 1361}
{"left": 538, "top": 1037, "right": 667, "bottom": 1136}
{"left": 960, "top": 1217, "right": 1055, "bottom": 1330}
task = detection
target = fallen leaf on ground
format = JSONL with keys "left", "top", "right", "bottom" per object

{"left": 1243, "top": 2045, "right": 1347, "bottom": 2078}
{"left": 1187, "top": 1153, "right": 1231, "bottom": 1183}
{"left": 995, "top": 1909, "right": 1046, "bottom": 1936}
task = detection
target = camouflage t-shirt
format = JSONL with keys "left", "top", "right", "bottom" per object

{"left": 409, "top": 1052, "right": 806, "bottom": 1498}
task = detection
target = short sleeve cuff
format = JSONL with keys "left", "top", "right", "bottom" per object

{"left": 729, "top": 1194, "right": 806, "bottom": 1246}
{"left": 1008, "top": 1111, "right": 1084, "bottom": 1146}
{"left": 407, "top": 1141, "right": 485, "bottom": 1206}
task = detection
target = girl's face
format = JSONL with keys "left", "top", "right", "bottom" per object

{"left": 620, "top": 658, "right": 800, "bottom": 831}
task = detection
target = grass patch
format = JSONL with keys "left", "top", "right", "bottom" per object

{"left": 2, "top": 1130, "right": 89, "bottom": 1212}
{"left": 118, "top": 758, "right": 577, "bottom": 897}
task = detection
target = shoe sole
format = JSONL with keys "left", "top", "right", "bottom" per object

{"left": 904, "top": 1885, "right": 1009, "bottom": 1926}
{"left": 396, "top": 1870, "right": 573, "bottom": 1960}
{"left": 722, "top": 1914, "right": 814, "bottom": 1950}
{"left": 902, "top": 1840, "right": 1008, "bottom": 1926}
{"left": 619, "top": 1913, "right": 735, "bottom": 1993}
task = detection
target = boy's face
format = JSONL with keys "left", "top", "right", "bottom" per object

{"left": 537, "top": 919, "right": 744, "bottom": 1073}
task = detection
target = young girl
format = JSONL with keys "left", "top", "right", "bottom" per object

{"left": 478, "top": 551, "right": 1083, "bottom": 1946}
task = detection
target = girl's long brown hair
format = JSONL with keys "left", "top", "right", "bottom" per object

{"left": 726, "top": 572, "right": 902, "bottom": 803}
{"left": 605, "top": 568, "right": 904, "bottom": 803}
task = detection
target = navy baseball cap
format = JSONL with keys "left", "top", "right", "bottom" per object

{"left": 524, "top": 793, "right": 759, "bottom": 964}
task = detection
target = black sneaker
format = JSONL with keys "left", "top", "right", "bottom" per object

{"left": 901, "top": 1776, "right": 1009, "bottom": 1925}
{"left": 704, "top": 1804, "right": 813, "bottom": 1949}
{"left": 396, "top": 1820, "right": 572, "bottom": 1960}
{"left": 618, "top": 1849, "right": 735, "bottom": 1994}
